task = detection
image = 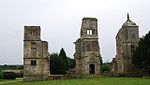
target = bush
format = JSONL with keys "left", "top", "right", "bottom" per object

{"left": 118, "top": 72, "right": 144, "bottom": 77}
{"left": 0, "top": 70, "right": 3, "bottom": 79}
{"left": 101, "top": 64, "right": 110, "bottom": 72}
{"left": 16, "top": 71, "right": 23, "bottom": 78}
{"left": 3, "top": 72, "right": 16, "bottom": 79}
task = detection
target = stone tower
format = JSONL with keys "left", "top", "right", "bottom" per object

{"left": 23, "top": 26, "right": 49, "bottom": 81}
{"left": 74, "top": 17, "right": 101, "bottom": 77}
{"left": 115, "top": 14, "right": 139, "bottom": 73}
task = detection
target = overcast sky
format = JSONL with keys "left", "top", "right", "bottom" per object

{"left": 0, "top": 0, "right": 150, "bottom": 65}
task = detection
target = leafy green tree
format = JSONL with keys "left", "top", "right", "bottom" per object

{"left": 59, "top": 48, "right": 69, "bottom": 72}
{"left": 100, "top": 63, "right": 110, "bottom": 72}
{"left": 132, "top": 31, "right": 150, "bottom": 75}
{"left": 67, "top": 57, "right": 75, "bottom": 69}
{"left": 50, "top": 53, "right": 65, "bottom": 74}
{"left": 49, "top": 48, "right": 75, "bottom": 74}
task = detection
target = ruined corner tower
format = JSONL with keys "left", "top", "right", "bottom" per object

{"left": 74, "top": 17, "right": 102, "bottom": 77}
{"left": 23, "top": 26, "right": 49, "bottom": 81}
{"left": 114, "top": 14, "right": 139, "bottom": 73}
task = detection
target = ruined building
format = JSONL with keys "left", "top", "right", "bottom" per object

{"left": 111, "top": 14, "right": 139, "bottom": 73}
{"left": 23, "top": 26, "right": 49, "bottom": 81}
{"left": 74, "top": 17, "right": 102, "bottom": 77}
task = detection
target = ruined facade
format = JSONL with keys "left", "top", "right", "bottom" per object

{"left": 23, "top": 26, "right": 49, "bottom": 81}
{"left": 74, "top": 17, "right": 102, "bottom": 77}
{"left": 112, "top": 14, "right": 139, "bottom": 73}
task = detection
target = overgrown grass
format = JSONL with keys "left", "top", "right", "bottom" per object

{"left": 0, "top": 77, "right": 150, "bottom": 85}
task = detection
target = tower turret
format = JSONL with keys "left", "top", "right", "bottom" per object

{"left": 74, "top": 17, "right": 101, "bottom": 77}
{"left": 80, "top": 17, "right": 98, "bottom": 39}
{"left": 23, "top": 26, "right": 49, "bottom": 81}
{"left": 115, "top": 13, "right": 139, "bottom": 73}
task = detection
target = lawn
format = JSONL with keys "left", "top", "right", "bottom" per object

{"left": 0, "top": 77, "right": 150, "bottom": 85}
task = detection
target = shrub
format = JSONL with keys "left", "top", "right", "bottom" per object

{"left": 101, "top": 64, "right": 110, "bottom": 72}
{"left": 16, "top": 71, "right": 23, "bottom": 78}
{"left": 118, "top": 72, "right": 144, "bottom": 77}
{"left": 3, "top": 72, "right": 16, "bottom": 79}
{"left": 0, "top": 70, "right": 3, "bottom": 79}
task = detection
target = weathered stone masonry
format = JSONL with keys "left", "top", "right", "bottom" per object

{"left": 74, "top": 17, "right": 102, "bottom": 77}
{"left": 23, "top": 26, "right": 49, "bottom": 81}
{"left": 111, "top": 14, "right": 139, "bottom": 73}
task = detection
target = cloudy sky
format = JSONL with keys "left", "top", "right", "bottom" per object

{"left": 0, "top": 0, "right": 150, "bottom": 65}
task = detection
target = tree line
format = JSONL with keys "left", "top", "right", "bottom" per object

{"left": 0, "top": 65, "right": 23, "bottom": 70}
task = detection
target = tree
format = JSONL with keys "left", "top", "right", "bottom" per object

{"left": 50, "top": 53, "right": 65, "bottom": 74}
{"left": 49, "top": 48, "right": 74, "bottom": 74}
{"left": 67, "top": 57, "right": 75, "bottom": 69}
{"left": 100, "top": 63, "right": 110, "bottom": 72}
{"left": 59, "top": 48, "right": 69, "bottom": 72}
{"left": 132, "top": 31, "right": 150, "bottom": 75}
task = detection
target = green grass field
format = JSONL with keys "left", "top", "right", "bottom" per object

{"left": 0, "top": 77, "right": 150, "bottom": 85}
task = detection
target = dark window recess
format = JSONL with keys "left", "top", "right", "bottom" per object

{"left": 131, "top": 45, "right": 135, "bottom": 53}
{"left": 31, "top": 60, "right": 36, "bottom": 66}
{"left": 92, "top": 30, "right": 95, "bottom": 35}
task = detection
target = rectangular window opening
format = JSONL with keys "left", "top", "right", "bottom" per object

{"left": 31, "top": 60, "right": 36, "bottom": 66}
{"left": 87, "top": 30, "right": 93, "bottom": 35}
{"left": 131, "top": 45, "right": 135, "bottom": 53}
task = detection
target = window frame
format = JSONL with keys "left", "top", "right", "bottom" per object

{"left": 31, "top": 60, "right": 36, "bottom": 66}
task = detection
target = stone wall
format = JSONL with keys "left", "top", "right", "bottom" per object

{"left": 74, "top": 17, "right": 102, "bottom": 77}
{"left": 23, "top": 26, "right": 49, "bottom": 81}
{"left": 113, "top": 14, "right": 139, "bottom": 73}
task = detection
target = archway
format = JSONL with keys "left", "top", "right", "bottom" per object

{"left": 89, "top": 64, "right": 95, "bottom": 74}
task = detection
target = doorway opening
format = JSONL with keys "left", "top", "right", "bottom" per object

{"left": 89, "top": 64, "right": 95, "bottom": 74}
